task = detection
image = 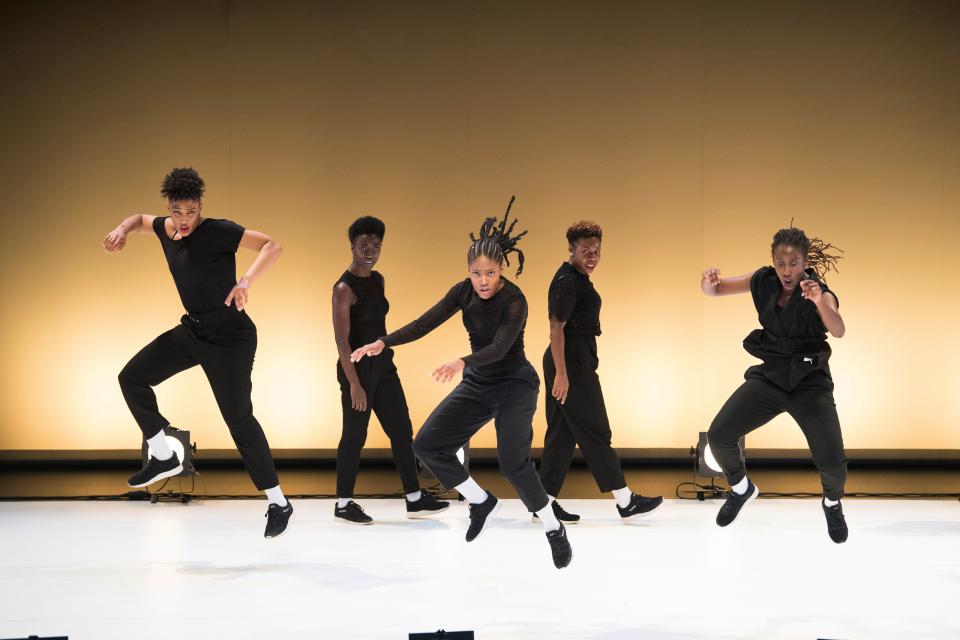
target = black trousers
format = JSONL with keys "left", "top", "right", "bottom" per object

{"left": 413, "top": 363, "right": 550, "bottom": 512}
{"left": 336, "top": 349, "right": 420, "bottom": 498}
{"left": 707, "top": 374, "right": 847, "bottom": 500}
{"left": 118, "top": 309, "right": 279, "bottom": 491}
{"left": 540, "top": 336, "right": 627, "bottom": 496}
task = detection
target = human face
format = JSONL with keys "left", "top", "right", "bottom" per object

{"left": 167, "top": 199, "right": 203, "bottom": 238}
{"left": 569, "top": 237, "right": 601, "bottom": 275}
{"left": 468, "top": 255, "right": 503, "bottom": 299}
{"left": 772, "top": 244, "right": 807, "bottom": 292}
{"left": 351, "top": 234, "right": 382, "bottom": 270}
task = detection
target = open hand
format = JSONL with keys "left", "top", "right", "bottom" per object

{"left": 350, "top": 383, "right": 368, "bottom": 412}
{"left": 552, "top": 372, "right": 570, "bottom": 405}
{"left": 351, "top": 340, "right": 385, "bottom": 362}
{"left": 225, "top": 277, "right": 251, "bottom": 311}
{"left": 433, "top": 359, "right": 465, "bottom": 383}
{"left": 800, "top": 278, "right": 822, "bottom": 304}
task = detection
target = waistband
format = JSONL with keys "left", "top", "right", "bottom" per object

{"left": 185, "top": 306, "right": 248, "bottom": 325}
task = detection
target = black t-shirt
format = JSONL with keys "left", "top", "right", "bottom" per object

{"left": 547, "top": 262, "right": 601, "bottom": 336}
{"left": 153, "top": 216, "right": 245, "bottom": 314}
{"left": 335, "top": 270, "right": 389, "bottom": 350}
{"left": 381, "top": 278, "right": 529, "bottom": 377}
{"left": 742, "top": 266, "right": 839, "bottom": 390}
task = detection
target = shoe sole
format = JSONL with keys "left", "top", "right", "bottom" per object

{"left": 467, "top": 499, "right": 502, "bottom": 542}
{"left": 265, "top": 510, "right": 295, "bottom": 540}
{"left": 406, "top": 504, "right": 451, "bottom": 519}
{"left": 620, "top": 497, "right": 665, "bottom": 523}
{"left": 335, "top": 515, "right": 374, "bottom": 525}
{"left": 127, "top": 464, "right": 184, "bottom": 488}
{"left": 717, "top": 484, "right": 759, "bottom": 527}
{"left": 530, "top": 515, "right": 580, "bottom": 525}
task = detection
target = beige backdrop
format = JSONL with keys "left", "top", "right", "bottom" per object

{"left": 0, "top": 0, "right": 957, "bottom": 452}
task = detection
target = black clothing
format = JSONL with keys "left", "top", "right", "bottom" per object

{"left": 389, "top": 279, "right": 550, "bottom": 513}
{"left": 540, "top": 263, "right": 626, "bottom": 496}
{"left": 707, "top": 265, "right": 847, "bottom": 500}
{"left": 152, "top": 216, "right": 245, "bottom": 315}
{"left": 547, "top": 262, "right": 601, "bottom": 336}
{"left": 414, "top": 364, "right": 548, "bottom": 512}
{"left": 336, "top": 271, "right": 389, "bottom": 349}
{"left": 334, "top": 271, "right": 420, "bottom": 498}
{"left": 382, "top": 279, "right": 528, "bottom": 378}
{"left": 743, "top": 266, "right": 837, "bottom": 392}
{"left": 118, "top": 308, "right": 280, "bottom": 490}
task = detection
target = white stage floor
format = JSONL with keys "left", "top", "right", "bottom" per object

{"left": 1, "top": 498, "right": 958, "bottom": 640}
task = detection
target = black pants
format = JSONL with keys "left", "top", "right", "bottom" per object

{"left": 336, "top": 349, "right": 420, "bottom": 498}
{"left": 707, "top": 374, "right": 847, "bottom": 500}
{"left": 118, "top": 309, "right": 279, "bottom": 491}
{"left": 540, "top": 336, "right": 627, "bottom": 496}
{"left": 413, "top": 363, "right": 550, "bottom": 512}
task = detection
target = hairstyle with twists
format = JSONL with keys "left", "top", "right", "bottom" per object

{"left": 467, "top": 195, "right": 528, "bottom": 276}
{"left": 348, "top": 216, "right": 386, "bottom": 243}
{"left": 566, "top": 220, "right": 602, "bottom": 245}
{"left": 771, "top": 221, "right": 843, "bottom": 279}
{"left": 161, "top": 167, "right": 205, "bottom": 202}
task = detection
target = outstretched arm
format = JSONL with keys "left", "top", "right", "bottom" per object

{"left": 225, "top": 229, "right": 283, "bottom": 310}
{"left": 700, "top": 268, "right": 755, "bottom": 297}
{"left": 102, "top": 214, "right": 158, "bottom": 252}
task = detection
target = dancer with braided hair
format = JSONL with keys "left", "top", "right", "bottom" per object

{"left": 351, "top": 197, "right": 574, "bottom": 569}
{"left": 701, "top": 225, "right": 849, "bottom": 542}
{"left": 537, "top": 221, "right": 663, "bottom": 525}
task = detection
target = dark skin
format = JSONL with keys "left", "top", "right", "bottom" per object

{"left": 332, "top": 233, "right": 383, "bottom": 412}
{"left": 549, "top": 236, "right": 601, "bottom": 405}
{"left": 700, "top": 243, "right": 845, "bottom": 337}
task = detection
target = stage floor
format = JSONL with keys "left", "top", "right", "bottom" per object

{"left": 1, "top": 498, "right": 958, "bottom": 640}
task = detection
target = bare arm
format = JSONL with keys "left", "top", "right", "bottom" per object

{"left": 800, "top": 282, "right": 845, "bottom": 338}
{"left": 102, "top": 214, "right": 158, "bottom": 252}
{"left": 333, "top": 283, "right": 368, "bottom": 411}
{"left": 549, "top": 317, "right": 569, "bottom": 404}
{"left": 225, "top": 229, "right": 283, "bottom": 310}
{"left": 700, "top": 268, "right": 756, "bottom": 297}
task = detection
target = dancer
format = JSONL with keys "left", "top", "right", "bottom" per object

{"left": 538, "top": 221, "right": 663, "bottom": 524}
{"left": 332, "top": 216, "right": 450, "bottom": 524}
{"left": 351, "top": 198, "right": 574, "bottom": 569}
{"left": 103, "top": 167, "right": 293, "bottom": 538}
{"left": 701, "top": 225, "right": 848, "bottom": 543}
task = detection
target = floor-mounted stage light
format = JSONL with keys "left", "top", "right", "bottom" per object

{"left": 139, "top": 425, "right": 197, "bottom": 503}
{"left": 687, "top": 431, "right": 744, "bottom": 500}
{"left": 409, "top": 630, "right": 474, "bottom": 639}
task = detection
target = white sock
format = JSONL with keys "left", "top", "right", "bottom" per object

{"left": 264, "top": 485, "right": 287, "bottom": 507}
{"left": 454, "top": 477, "right": 488, "bottom": 504}
{"left": 337, "top": 498, "right": 352, "bottom": 508}
{"left": 731, "top": 477, "right": 750, "bottom": 495}
{"left": 612, "top": 486, "right": 633, "bottom": 508}
{"left": 146, "top": 431, "right": 173, "bottom": 461}
{"left": 406, "top": 490, "right": 422, "bottom": 503}
{"left": 824, "top": 497, "right": 839, "bottom": 507}
{"left": 536, "top": 498, "right": 561, "bottom": 532}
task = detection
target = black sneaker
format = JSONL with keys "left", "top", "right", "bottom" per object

{"left": 531, "top": 500, "right": 581, "bottom": 524}
{"left": 335, "top": 501, "right": 373, "bottom": 525}
{"left": 465, "top": 492, "right": 501, "bottom": 542}
{"left": 546, "top": 523, "right": 573, "bottom": 569}
{"left": 822, "top": 498, "right": 848, "bottom": 544}
{"left": 618, "top": 493, "right": 664, "bottom": 522}
{"left": 716, "top": 479, "right": 759, "bottom": 527}
{"left": 264, "top": 500, "right": 294, "bottom": 539}
{"left": 127, "top": 453, "right": 183, "bottom": 488}
{"left": 406, "top": 492, "right": 451, "bottom": 519}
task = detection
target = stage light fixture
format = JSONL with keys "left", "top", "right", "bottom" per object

{"left": 409, "top": 631, "right": 474, "bottom": 639}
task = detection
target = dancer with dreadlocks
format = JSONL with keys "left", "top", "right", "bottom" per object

{"left": 351, "top": 197, "right": 574, "bottom": 569}
{"left": 537, "top": 221, "right": 663, "bottom": 524}
{"left": 331, "top": 216, "right": 450, "bottom": 524}
{"left": 103, "top": 167, "right": 293, "bottom": 538}
{"left": 701, "top": 225, "right": 848, "bottom": 542}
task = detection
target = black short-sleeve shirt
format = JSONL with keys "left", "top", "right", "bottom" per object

{"left": 153, "top": 216, "right": 245, "bottom": 314}
{"left": 547, "top": 262, "right": 601, "bottom": 336}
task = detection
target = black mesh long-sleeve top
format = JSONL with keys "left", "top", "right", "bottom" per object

{"left": 380, "top": 278, "right": 529, "bottom": 377}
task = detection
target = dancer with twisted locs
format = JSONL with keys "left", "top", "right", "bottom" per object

{"left": 103, "top": 168, "right": 294, "bottom": 538}
{"left": 351, "top": 197, "right": 574, "bottom": 569}
{"left": 701, "top": 225, "right": 849, "bottom": 543}
{"left": 331, "top": 216, "right": 450, "bottom": 524}
{"left": 537, "top": 221, "right": 663, "bottom": 524}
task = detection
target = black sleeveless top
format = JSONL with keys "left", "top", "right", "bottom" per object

{"left": 335, "top": 270, "right": 389, "bottom": 350}
{"left": 742, "top": 266, "right": 838, "bottom": 391}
